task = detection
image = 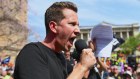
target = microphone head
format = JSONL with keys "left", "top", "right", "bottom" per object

{"left": 74, "top": 39, "right": 88, "bottom": 54}
{"left": 72, "top": 39, "right": 88, "bottom": 61}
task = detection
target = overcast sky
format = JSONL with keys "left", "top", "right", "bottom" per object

{"left": 28, "top": 0, "right": 140, "bottom": 41}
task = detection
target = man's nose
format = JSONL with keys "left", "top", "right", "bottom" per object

{"left": 74, "top": 27, "right": 80, "bottom": 36}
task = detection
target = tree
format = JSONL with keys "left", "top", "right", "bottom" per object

{"left": 120, "top": 33, "right": 140, "bottom": 54}
{"left": 0, "top": 0, "right": 28, "bottom": 53}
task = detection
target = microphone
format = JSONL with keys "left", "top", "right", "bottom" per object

{"left": 74, "top": 39, "right": 101, "bottom": 79}
{"left": 75, "top": 39, "right": 88, "bottom": 55}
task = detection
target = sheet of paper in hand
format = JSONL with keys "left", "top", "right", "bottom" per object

{"left": 90, "top": 23, "right": 113, "bottom": 57}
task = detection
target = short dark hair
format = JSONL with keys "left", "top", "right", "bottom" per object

{"left": 45, "top": 1, "right": 78, "bottom": 34}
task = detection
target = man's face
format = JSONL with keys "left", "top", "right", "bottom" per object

{"left": 122, "top": 74, "right": 131, "bottom": 79}
{"left": 56, "top": 8, "right": 80, "bottom": 51}
{"left": 65, "top": 51, "right": 71, "bottom": 60}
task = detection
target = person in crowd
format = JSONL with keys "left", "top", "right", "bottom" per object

{"left": 124, "top": 64, "right": 128, "bottom": 72}
{"left": 133, "top": 64, "right": 140, "bottom": 79}
{"left": 13, "top": 1, "right": 96, "bottom": 79}
{"left": 64, "top": 50, "right": 76, "bottom": 74}
{"left": 108, "top": 66, "right": 115, "bottom": 77}
{"left": 122, "top": 70, "right": 133, "bottom": 79}
{"left": 127, "top": 66, "right": 133, "bottom": 73}
{"left": 0, "top": 66, "right": 3, "bottom": 79}
{"left": 136, "top": 68, "right": 140, "bottom": 79}
{"left": 2, "top": 70, "right": 13, "bottom": 79}
{"left": 0, "top": 61, "right": 14, "bottom": 79}
{"left": 108, "top": 65, "right": 122, "bottom": 79}
{"left": 113, "top": 66, "right": 121, "bottom": 79}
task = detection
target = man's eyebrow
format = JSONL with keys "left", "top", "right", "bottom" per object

{"left": 69, "top": 22, "right": 79, "bottom": 25}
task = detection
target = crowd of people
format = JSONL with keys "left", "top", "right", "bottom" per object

{"left": 64, "top": 49, "right": 140, "bottom": 79}
{"left": 0, "top": 52, "right": 140, "bottom": 79}
{"left": 0, "top": 56, "right": 14, "bottom": 79}
{"left": 63, "top": 39, "right": 140, "bottom": 79}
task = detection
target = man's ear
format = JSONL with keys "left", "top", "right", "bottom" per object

{"left": 49, "top": 21, "right": 58, "bottom": 33}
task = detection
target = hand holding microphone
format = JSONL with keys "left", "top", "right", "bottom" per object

{"left": 80, "top": 48, "right": 96, "bottom": 70}
{"left": 74, "top": 39, "right": 96, "bottom": 71}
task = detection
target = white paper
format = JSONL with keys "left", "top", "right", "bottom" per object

{"left": 90, "top": 23, "right": 113, "bottom": 57}
{"left": 95, "top": 41, "right": 113, "bottom": 57}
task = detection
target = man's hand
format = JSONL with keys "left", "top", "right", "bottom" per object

{"left": 67, "top": 48, "right": 96, "bottom": 79}
{"left": 79, "top": 48, "right": 96, "bottom": 71}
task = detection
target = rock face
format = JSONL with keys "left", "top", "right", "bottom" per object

{"left": 0, "top": 0, "right": 28, "bottom": 62}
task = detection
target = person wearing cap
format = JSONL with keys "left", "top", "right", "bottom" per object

{"left": 122, "top": 70, "right": 134, "bottom": 79}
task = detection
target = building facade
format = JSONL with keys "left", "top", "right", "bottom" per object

{"left": 70, "top": 23, "right": 140, "bottom": 52}
{"left": 77, "top": 23, "right": 140, "bottom": 42}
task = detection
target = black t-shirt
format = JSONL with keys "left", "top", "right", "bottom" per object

{"left": 14, "top": 42, "right": 67, "bottom": 79}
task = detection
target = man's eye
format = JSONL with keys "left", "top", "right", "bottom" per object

{"left": 69, "top": 23, "right": 76, "bottom": 26}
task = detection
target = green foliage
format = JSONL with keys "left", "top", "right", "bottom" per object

{"left": 120, "top": 33, "right": 140, "bottom": 54}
